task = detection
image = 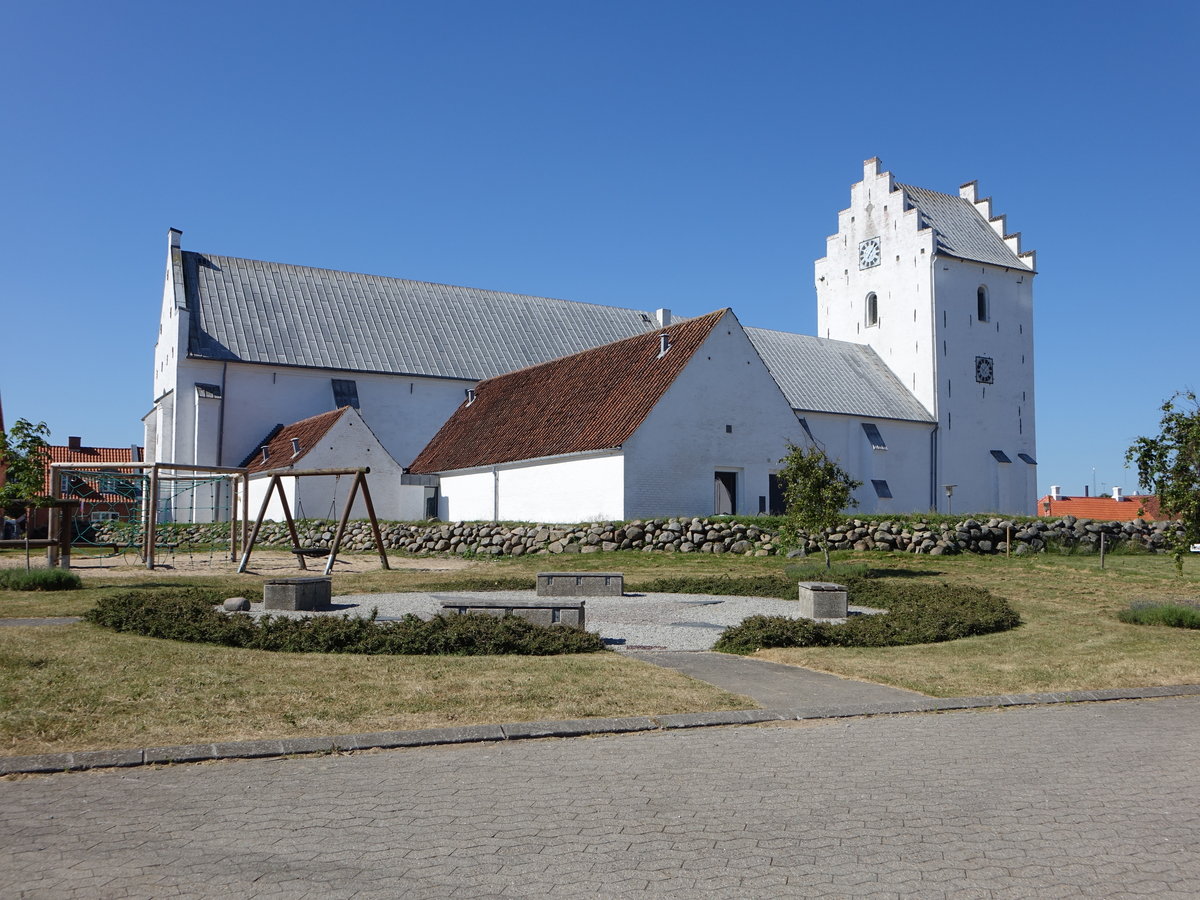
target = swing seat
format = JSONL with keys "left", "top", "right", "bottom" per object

{"left": 291, "top": 547, "right": 330, "bottom": 558}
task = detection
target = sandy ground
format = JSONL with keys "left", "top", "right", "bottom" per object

{"left": 0, "top": 548, "right": 473, "bottom": 577}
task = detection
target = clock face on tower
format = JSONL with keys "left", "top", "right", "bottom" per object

{"left": 975, "top": 356, "right": 994, "bottom": 384}
{"left": 858, "top": 237, "right": 881, "bottom": 269}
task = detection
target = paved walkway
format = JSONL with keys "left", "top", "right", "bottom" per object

{"left": 3, "top": 696, "right": 1198, "bottom": 897}
{"left": 627, "top": 650, "right": 921, "bottom": 707}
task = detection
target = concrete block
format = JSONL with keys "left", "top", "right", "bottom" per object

{"left": 440, "top": 600, "right": 585, "bottom": 629}
{"left": 263, "top": 577, "right": 331, "bottom": 611}
{"left": 537, "top": 572, "right": 623, "bottom": 597}
{"left": 797, "top": 581, "right": 848, "bottom": 619}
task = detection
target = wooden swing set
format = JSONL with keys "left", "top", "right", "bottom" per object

{"left": 237, "top": 466, "right": 390, "bottom": 575}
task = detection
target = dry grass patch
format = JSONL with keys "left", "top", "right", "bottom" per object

{"left": 0, "top": 624, "right": 752, "bottom": 757}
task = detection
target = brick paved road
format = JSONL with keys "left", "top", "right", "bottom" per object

{"left": 2, "top": 697, "right": 1198, "bottom": 898}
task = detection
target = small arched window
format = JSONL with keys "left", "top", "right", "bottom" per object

{"left": 865, "top": 292, "right": 879, "bottom": 327}
{"left": 977, "top": 285, "right": 989, "bottom": 323}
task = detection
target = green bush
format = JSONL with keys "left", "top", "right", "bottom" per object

{"left": 1117, "top": 602, "right": 1200, "bottom": 630}
{"left": 0, "top": 568, "right": 83, "bottom": 591}
{"left": 713, "top": 579, "right": 1020, "bottom": 654}
{"left": 83, "top": 588, "right": 605, "bottom": 655}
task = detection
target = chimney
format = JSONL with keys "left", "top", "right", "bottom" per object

{"left": 655, "top": 308, "right": 671, "bottom": 328}
{"left": 169, "top": 228, "right": 182, "bottom": 249}
{"left": 1050, "top": 485, "right": 1061, "bottom": 501}
{"left": 131, "top": 444, "right": 141, "bottom": 462}
{"left": 1084, "top": 485, "right": 1089, "bottom": 497}
{"left": 68, "top": 436, "right": 82, "bottom": 451}
{"left": 1113, "top": 486, "right": 1124, "bottom": 501}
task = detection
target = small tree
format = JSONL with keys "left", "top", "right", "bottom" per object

{"left": 0, "top": 418, "right": 52, "bottom": 569}
{"left": 777, "top": 443, "right": 861, "bottom": 569}
{"left": 1126, "top": 391, "right": 1200, "bottom": 575}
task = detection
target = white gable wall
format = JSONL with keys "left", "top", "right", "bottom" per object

{"left": 246, "top": 409, "right": 410, "bottom": 522}
{"left": 622, "top": 312, "right": 804, "bottom": 518}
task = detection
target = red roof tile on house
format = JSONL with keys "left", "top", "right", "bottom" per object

{"left": 409, "top": 310, "right": 729, "bottom": 473}
{"left": 1037, "top": 494, "right": 1161, "bottom": 521}
{"left": 241, "top": 407, "right": 349, "bottom": 472}
{"left": 45, "top": 444, "right": 143, "bottom": 500}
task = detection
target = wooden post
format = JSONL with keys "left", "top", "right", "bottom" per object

{"left": 238, "top": 474, "right": 279, "bottom": 574}
{"left": 56, "top": 500, "right": 76, "bottom": 569}
{"left": 323, "top": 473, "right": 361, "bottom": 576}
{"left": 1100, "top": 532, "right": 1106, "bottom": 569}
{"left": 275, "top": 478, "right": 307, "bottom": 570}
{"left": 228, "top": 475, "right": 238, "bottom": 562}
{"left": 1006, "top": 526, "right": 1012, "bottom": 559}
{"left": 241, "top": 474, "right": 249, "bottom": 564}
{"left": 145, "top": 465, "right": 160, "bottom": 570}
{"left": 358, "top": 474, "right": 391, "bottom": 572}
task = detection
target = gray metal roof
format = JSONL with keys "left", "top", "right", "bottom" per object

{"left": 183, "top": 252, "right": 659, "bottom": 379}
{"left": 746, "top": 328, "right": 934, "bottom": 423}
{"left": 898, "top": 184, "right": 1031, "bottom": 271}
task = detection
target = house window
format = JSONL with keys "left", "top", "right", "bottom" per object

{"left": 332, "top": 379, "right": 360, "bottom": 408}
{"left": 872, "top": 479, "right": 892, "bottom": 499}
{"left": 865, "top": 292, "right": 879, "bottom": 327}
{"left": 90, "top": 511, "right": 119, "bottom": 522}
{"left": 977, "top": 286, "right": 989, "bottom": 323}
{"left": 862, "top": 423, "right": 886, "bottom": 450}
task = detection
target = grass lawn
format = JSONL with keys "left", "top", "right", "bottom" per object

{"left": 1, "top": 546, "right": 1198, "bottom": 757}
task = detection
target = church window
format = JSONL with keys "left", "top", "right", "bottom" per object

{"left": 331, "top": 379, "right": 360, "bottom": 409}
{"left": 977, "top": 286, "right": 989, "bottom": 323}
{"left": 862, "top": 423, "right": 887, "bottom": 450}
{"left": 1018, "top": 453, "right": 1037, "bottom": 465}
{"left": 865, "top": 292, "right": 878, "bottom": 327}
{"left": 872, "top": 479, "right": 892, "bottom": 499}
{"left": 990, "top": 450, "right": 1012, "bottom": 463}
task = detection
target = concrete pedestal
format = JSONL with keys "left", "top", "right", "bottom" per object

{"left": 536, "top": 572, "right": 623, "bottom": 597}
{"left": 797, "top": 581, "right": 848, "bottom": 619}
{"left": 263, "top": 577, "right": 332, "bottom": 611}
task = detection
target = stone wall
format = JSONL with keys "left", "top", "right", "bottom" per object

{"left": 95, "top": 515, "right": 1186, "bottom": 558}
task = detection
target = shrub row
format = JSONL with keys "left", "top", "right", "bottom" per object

{"left": 712, "top": 578, "right": 1021, "bottom": 654}
{"left": 1117, "top": 602, "right": 1200, "bottom": 630}
{"left": 84, "top": 588, "right": 605, "bottom": 655}
{"left": 0, "top": 568, "right": 83, "bottom": 591}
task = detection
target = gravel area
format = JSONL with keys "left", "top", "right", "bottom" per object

{"left": 249, "top": 590, "right": 878, "bottom": 651}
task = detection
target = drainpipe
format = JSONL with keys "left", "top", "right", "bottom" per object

{"left": 492, "top": 465, "right": 499, "bottom": 522}
{"left": 929, "top": 425, "right": 939, "bottom": 512}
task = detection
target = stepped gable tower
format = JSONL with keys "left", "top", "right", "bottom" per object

{"left": 814, "top": 158, "right": 1037, "bottom": 514}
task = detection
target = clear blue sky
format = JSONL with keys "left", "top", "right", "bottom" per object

{"left": 2, "top": 1, "right": 1196, "bottom": 500}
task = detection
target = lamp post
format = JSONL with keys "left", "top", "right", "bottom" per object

{"left": 943, "top": 484, "right": 957, "bottom": 516}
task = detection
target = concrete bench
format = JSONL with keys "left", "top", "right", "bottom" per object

{"left": 440, "top": 600, "right": 585, "bottom": 629}
{"left": 797, "top": 581, "right": 848, "bottom": 620}
{"left": 536, "top": 572, "right": 623, "bottom": 597}
{"left": 263, "top": 576, "right": 332, "bottom": 611}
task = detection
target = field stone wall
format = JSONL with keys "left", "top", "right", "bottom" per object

{"left": 94, "top": 515, "right": 1186, "bottom": 559}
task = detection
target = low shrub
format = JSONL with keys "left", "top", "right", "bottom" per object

{"left": 83, "top": 588, "right": 605, "bottom": 655}
{"left": 635, "top": 574, "right": 799, "bottom": 600}
{"left": 0, "top": 568, "right": 83, "bottom": 591}
{"left": 1117, "top": 602, "right": 1200, "bottom": 630}
{"left": 713, "top": 579, "right": 1020, "bottom": 653}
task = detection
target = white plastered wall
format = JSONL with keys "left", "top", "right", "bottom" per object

{"left": 622, "top": 311, "right": 804, "bottom": 519}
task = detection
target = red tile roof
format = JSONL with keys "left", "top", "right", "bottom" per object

{"left": 1037, "top": 494, "right": 1161, "bottom": 521}
{"left": 44, "top": 444, "right": 143, "bottom": 501}
{"left": 242, "top": 407, "right": 349, "bottom": 472}
{"left": 409, "top": 310, "right": 728, "bottom": 473}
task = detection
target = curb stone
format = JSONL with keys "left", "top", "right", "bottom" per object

{"left": 3, "top": 684, "right": 1199, "bottom": 777}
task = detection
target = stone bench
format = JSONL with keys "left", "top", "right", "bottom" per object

{"left": 440, "top": 600, "right": 585, "bottom": 629}
{"left": 263, "top": 576, "right": 332, "bottom": 611}
{"left": 797, "top": 581, "right": 848, "bottom": 620}
{"left": 536, "top": 572, "right": 623, "bottom": 597}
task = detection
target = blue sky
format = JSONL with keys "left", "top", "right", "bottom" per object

{"left": 2, "top": 0, "right": 1196, "bottom": 500}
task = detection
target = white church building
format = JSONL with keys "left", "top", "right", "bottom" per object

{"left": 145, "top": 158, "right": 1037, "bottom": 522}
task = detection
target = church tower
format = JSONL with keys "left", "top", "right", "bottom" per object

{"left": 814, "top": 158, "right": 1037, "bottom": 515}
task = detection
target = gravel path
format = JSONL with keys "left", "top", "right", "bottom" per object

{"left": 249, "top": 590, "right": 869, "bottom": 651}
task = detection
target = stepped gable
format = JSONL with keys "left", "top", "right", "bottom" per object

{"left": 410, "top": 310, "right": 728, "bottom": 473}
{"left": 182, "top": 251, "right": 657, "bottom": 380}
{"left": 240, "top": 407, "right": 348, "bottom": 472}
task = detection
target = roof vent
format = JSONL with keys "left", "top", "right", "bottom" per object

{"left": 657, "top": 333, "right": 671, "bottom": 359}
{"left": 465, "top": 388, "right": 476, "bottom": 405}
{"left": 290, "top": 438, "right": 301, "bottom": 456}
{"left": 260, "top": 446, "right": 270, "bottom": 463}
